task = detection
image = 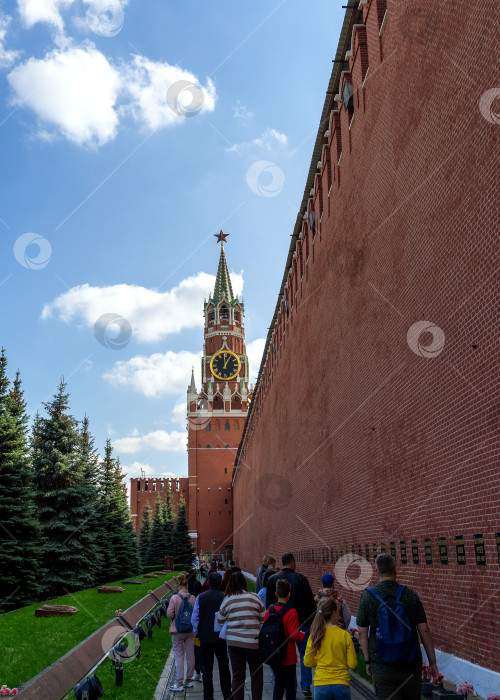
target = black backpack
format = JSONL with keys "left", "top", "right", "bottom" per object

{"left": 258, "top": 604, "right": 289, "bottom": 666}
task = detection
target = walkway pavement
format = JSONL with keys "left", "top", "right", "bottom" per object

{"left": 154, "top": 653, "right": 375, "bottom": 700}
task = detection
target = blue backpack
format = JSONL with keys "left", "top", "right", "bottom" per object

{"left": 366, "top": 585, "right": 417, "bottom": 664}
{"left": 175, "top": 593, "right": 193, "bottom": 633}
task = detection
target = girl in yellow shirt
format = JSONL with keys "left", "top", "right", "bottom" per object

{"left": 304, "top": 598, "right": 358, "bottom": 700}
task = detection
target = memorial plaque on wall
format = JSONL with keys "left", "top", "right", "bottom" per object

{"left": 373, "top": 543, "right": 377, "bottom": 559}
{"left": 412, "top": 540, "right": 419, "bottom": 564}
{"left": 424, "top": 538, "right": 432, "bottom": 564}
{"left": 438, "top": 537, "right": 448, "bottom": 564}
{"left": 365, "top": 544, "right": 370, "bottom": 561}
{"left": 496, "top": 533, "right": 500, "bottom": 565}
{"left": 390, "top": 542, "right": 396, "bottom": 558}
{"left": 455, "top": 535, "right": 466, "bottom": 564}
{"left": 474, "top": 533, "right": 486, "bottom": 565}
{"left": 381, "top": 542, "right": 386, "bottom": 553}
{"left": 400, "top": 541, "right": 407, "bottom": 564}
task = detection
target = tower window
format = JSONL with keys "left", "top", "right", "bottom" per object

{"left": 235, "top": 396, "right": 239, "bottom": 402}
{"left": 225, "top": 444, "right": 230, "bottom": 448}
{"left": 209, "top": 311, "right": 215, "bottom": 322}
{"left": 137, "top": 480, "right": 140, "bottom": 491}
{"left": 221, "top": 306, "right": 229, "bottom": 320}
{"left": 225, "top": 499, "right": 228, "bottom": 504}
{"left": 206, "top": 423, "right": 211, "bottom": 431}
{"left": 206, "top": 444, "right": 211, "bottom": 448}
{"left": 224, "top": 468, "right": 227, "bottom": 474}
{"left": 225, "top": 421, "right": 230, "bottom": 431}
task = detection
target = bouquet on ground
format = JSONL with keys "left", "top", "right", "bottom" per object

{"left": 456, "top": 682, "right": 474, "bottom": 699}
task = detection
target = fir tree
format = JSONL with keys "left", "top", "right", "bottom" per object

{"left": 162, "top": 487, "right": 175, "bottom": 558}
{"left": 0, "top": 354, "right": 43, "bottom": 611}
{"left": 95, "top": 439, "right": 118, "bottom": 580}
{"left": 99, "top": 444, "right": 141, "bottom": 580}
{"left": 77, "top": 417, "right": 106, "bottom": 583}
{"left": 172, "top": 497, "right": 195, "bottom": 566}
{"left": 147, "top": 497, "right": 167, "bottom": 566}
{"left": 32, "top": 380, "right": 95, "bottom": 597}
{"left": 139, "top": 501, "right": 153, "bottom": 566}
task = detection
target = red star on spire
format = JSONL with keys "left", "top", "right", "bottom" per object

{"left": 214, "top": 230, "right": 229, "bottom": 244}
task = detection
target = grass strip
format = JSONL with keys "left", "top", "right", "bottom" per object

{"left": 63, "top": 622, "right": 173, "bottom": 700}
{"left": 0, "top": 573, "right": 175, "bottom": 688}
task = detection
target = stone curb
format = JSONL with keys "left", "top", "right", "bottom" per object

{"left": 154, "top": 648, "right": 176, "bottom": 700}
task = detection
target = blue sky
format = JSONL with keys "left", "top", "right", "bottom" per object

{"left": 0, "top": 0, "right": 344, "bottom": 480}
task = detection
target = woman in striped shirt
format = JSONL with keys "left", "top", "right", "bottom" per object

{"left": 218, "top": 572, "right": 266, "bottom": 700}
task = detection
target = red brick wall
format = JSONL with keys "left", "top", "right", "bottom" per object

{"left": 130, "top": 477, "right": 189, "bottom": 532}
{"left": 233, "top": 0, "right": 500, "bottom": 673}
{"left": 188, "top": 420, "right": 238, "bottom": 557}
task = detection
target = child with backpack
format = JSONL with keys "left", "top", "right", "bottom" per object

{"left": 167, "top": 573, "right": 196, "bottom": 692}
{"left": 261, "top": 578, "right": 305, "bottom": 700}
{"left": 304, "top": 597, "right": 357, "bottom": 700}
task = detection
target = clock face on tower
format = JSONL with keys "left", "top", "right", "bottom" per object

{"left": 210, "top": 350, "right": 241, "bottom": 381}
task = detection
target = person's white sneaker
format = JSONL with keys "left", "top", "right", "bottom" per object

{"left": 184, "top": 681, "right": 194, "bottom": 688}
{"left": 192, "top": 673, "right": 202, "bottom": 682}
{"left": 170, "top": 683, "right": 184, "bottom": 692}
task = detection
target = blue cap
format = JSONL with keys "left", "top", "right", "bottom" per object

{"left": 322, "top": 574, "right": 334, "bottom": 587}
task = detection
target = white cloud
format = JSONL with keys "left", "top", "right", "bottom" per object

{"left": 171, "top": 398, "right": 187, "bottom": 427}
{"left": 17, "top": 0, "right": 75, "bottom": 31}
{"left": 8, "top": 46, "right": 121, "bottom": 146}
{"left": 232, "top": 100, "right": 253, "bottom": 121}
{"left": 42, "top": 271, "right": 244, "bottom": 342}
{"left": 122, "top": 55, "right": 216, "bottom": 131}
{"left": 7, "top": 42, "right": 217, "bottom": 146}
{"left": 0, "top": 14, "right": 20, "bottom": 67}
{"left": 227, "top": 127, "right": 288, "bottom": 154}
{"left": 113, "top": 429, "right": 186, "bottom": 454}
{"left": 104, "top": 350, "right": 202, "bottom": 398}
{"left": 246, "top": 338, "right": 265, "bottom": 384}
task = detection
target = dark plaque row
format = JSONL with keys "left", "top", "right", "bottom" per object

{"left": 292, "top": 532, "right": 500, "bottom": 567}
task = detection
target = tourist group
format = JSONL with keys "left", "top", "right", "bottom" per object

{"left": 166, "top": 552, "right": 440, "bottom": 700}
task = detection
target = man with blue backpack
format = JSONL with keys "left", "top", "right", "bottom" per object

{"left": 356, "top": 554, "right": 439, "bottom": 700}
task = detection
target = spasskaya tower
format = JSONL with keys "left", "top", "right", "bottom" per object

{"left": 187, "top": 232, "right": 251, "bottom": 558}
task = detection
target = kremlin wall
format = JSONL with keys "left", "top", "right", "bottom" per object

{"left": 232, "top": 0, "right": 500, "bottom": 682}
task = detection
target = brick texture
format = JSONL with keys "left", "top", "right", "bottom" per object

{"left": 233, "top": 0, "right": 500, "bottom": 673}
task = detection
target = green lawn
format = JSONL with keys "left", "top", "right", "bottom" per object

{"left": 246, "top": 577, "right": 256, "bottom": 592}
{"left": 63, "top": 621, "right": 173, "bottom": 700}
{"left": 352, "top": 652, "right": 373, "bottom": 683}
{"left": 0, "top": 573, "right": 176, "bottom": 690}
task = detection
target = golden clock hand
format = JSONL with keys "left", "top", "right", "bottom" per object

{"left": 223, "top": 354, "right": 230, "bottom": 368}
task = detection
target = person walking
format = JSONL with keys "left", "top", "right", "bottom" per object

{"left": 314, "top": 574, "right": 351, "bottom": 630}
{"left": 258, "top": 563, "right": 277, "bottom": 606}
{"left": 304, "top": 597, "right": 357, "bottom": 700}
{"left": 356, "top": 553, "right": 439, "bottom": 700}
{"left": 187, "top": 569, "right": 204, "bottom": 683}
{"left": 266, "top": 553, "right": 316, "bottom": 698}
{"left": 263, "top": 578, "right": 305, "bottom": 700}
{"left": 256, "top": 554, "right": 270, "bottom": 591}
{"left": 191, "top": 571, "right": 232, "bottom": 700}
{"left": 167, "top": 573, "right": 196, "bottom": 692}
{"left": 218, "top": 571, "right": 265, "bottom": 700}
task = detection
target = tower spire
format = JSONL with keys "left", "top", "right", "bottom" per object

{"left": 188, "top": 366, "right": 197, "bottom": 395}
{"left": 213, "top": 230, "right": 234, "bottom": 303}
